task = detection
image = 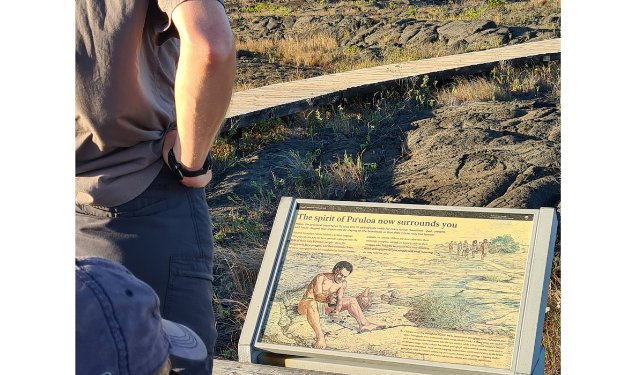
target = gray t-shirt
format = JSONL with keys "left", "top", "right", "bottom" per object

{"left": 75, "top": 0, "right": 222, "bottom": 207}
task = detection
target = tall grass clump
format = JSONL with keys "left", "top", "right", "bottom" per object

{"left": 237, "top": 34, "right": 339, "bottom": 68}
{"left": 543, "top": 253, "right": 560, "bottom": 374}
{"left": 212, "top": 242, "right": 265, "bottom": 360}
{"left": 436, "top": 61, "right": 560, "bottom": 106}
{"left": 276, "top": 150, "right": 370, "bottom": 200}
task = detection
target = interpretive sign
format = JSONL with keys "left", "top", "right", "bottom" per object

{"left": 239, "top": 198, "right": 557, "bottom": 375}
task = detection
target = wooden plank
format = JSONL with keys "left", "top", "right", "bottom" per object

{"left": 213, "top": 359, "right": 333, "bottom": 375}
{"left": 224, "top": 39, "right": 560, "bottom": 130}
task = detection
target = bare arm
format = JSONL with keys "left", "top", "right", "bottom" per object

{"left": 163, "top": 0, "right": 236, "bottom": 187}
{"left": 329, "top": 281, "right": 346, "bottom": 314}
{"left": 312, "top": 274, "right": 328, "bottom": 303}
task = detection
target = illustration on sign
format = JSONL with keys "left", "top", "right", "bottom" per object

{"left": 257, "top": 205, "right": 535, "bottom": 370}
{"left": 297, "top": 261, "right": 382, "bottom": 349}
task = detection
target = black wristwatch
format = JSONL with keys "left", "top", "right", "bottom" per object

{"left": 167, "top": 147, "right": 212, "bottom": 181}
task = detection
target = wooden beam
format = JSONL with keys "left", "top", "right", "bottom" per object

{"left": 213, "top": 359, "right": 333, "bottom": 374}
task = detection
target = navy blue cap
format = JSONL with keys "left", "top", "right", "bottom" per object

{"left": 76, "top": 257, "right": 207, "bottom": 375}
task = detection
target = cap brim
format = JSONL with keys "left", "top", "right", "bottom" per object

{"left": 161, "top": 319, "right": 207, "bottom": 361}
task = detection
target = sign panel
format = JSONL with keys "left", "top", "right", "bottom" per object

{"left": 239, "top": 198, "right": 557, "bottom": 375}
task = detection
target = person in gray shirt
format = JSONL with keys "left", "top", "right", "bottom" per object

{"left": 75, "top": 1, "right": 236, "bottom": 373}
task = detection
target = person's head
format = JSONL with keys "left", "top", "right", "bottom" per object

{"left": 76, "top": 257, "right": 207, "bottom": 375}
{"left": 331, "top": 261, "right": 353, "bottom": 283}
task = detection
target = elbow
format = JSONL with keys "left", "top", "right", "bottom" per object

{"left": 185, "top": 31, "right": 236, "bottom": 69}
{"left": 173, "top": 0, "right": 236, "bottom": 68}
{"left": 210, "top": 36, "right": 236, "bottom": 68}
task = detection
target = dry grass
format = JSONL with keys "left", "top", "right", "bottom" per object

{"left": 409, "top": 0, "right": 560, "bottom": 28}
{"left": 436, "top": 76, "right": 500, "bottom": 106}
{"left": 276, "top": 149, "right": 371, "bottom": 200}
{"left": 543, "top": 254, "right": 561, "bottom": 375}
{"left": 236, "top": 34, "right": 339, "bottom": 68}
{"left": 234, "top": 66, "right": 316, "bottom": 92}
{"left": 325, "top": 152, "right": 369, "bottom": 199}
{"left": 435, "top": 61, "right": 560, "bottom": 106}
{"left": 211, "top": 138, "right": 238, "bottom": 174}
{"left": 233, "top": 78, "right": 256, "bottom": 92}
{"left": 240, "top": 1, "right": 292, "bottom": 16}
{"left": 333, "top": 41, "right": 455, "bottom": 73}
{"left": 233, "top": 35, "right": 502, "bottom": 92}
{"left": 529, "top": 0, "right": 560, "bottom": 7}
{"left": 237, "top": 34, "right": 505, "bottom": 84}
{"left": 212, "top": 118, "right": 295, "bottom": 169}
{"left": 213, "top": 244, "right": 265, "bottom": 359}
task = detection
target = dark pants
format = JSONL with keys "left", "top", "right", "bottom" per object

{"left": 76, "top": 166, "right": 216, "bottom": 375}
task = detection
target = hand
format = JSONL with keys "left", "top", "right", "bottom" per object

{"left": 162, "top": 130, "right": 213, "bottom": 188}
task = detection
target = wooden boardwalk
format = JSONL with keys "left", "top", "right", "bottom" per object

{"left": 214, "top": 359, "right": 331, "bottom": 374}
{"left": 225, "top": 38, "right": 560, "bottom": 130}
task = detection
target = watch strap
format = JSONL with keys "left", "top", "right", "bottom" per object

{"left": 167, "top": 148, "right": 212, "bottom": 181}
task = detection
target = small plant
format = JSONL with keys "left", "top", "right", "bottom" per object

{"left": 250, "top": 180, "right": 277, "bottom": 211}
{"left": 220, "top": 348, "right": 238, "bottom": 360}
{"left": 462, "top": 5, "right": 486, "bottom": 20}
{"left": 488, "top": 0, "right": 506, "bottom": 7}
{"left": 343, "top": 45, "right": 359, "bottom": 57}
{"left": 211, "top": 137, "right": 238, "bottom": 173}
{"left": 235, "top": 118, "right": 291, "bottom": 156}
{"left": 244, "top": 2, "right": 292, "bottom": 16}
{"left": 327, "top": 103, "right": 363, "bottom": 136}
{"left": 277, "top": 149, "right": 322, "bottom": 197}
{"left": 359, "top": 122, "right": 376, "bottom": 151}
{"left": 326, "top": 152, "right": 368, "bottom": 199}
{"left": 213, "top": 202, "right": 261, "bottom": 245}
{"left": 408, "top": 75, "right": 437, "bottom": 109}
{"left": 388, "top": 0, "right": 401, "bottom": 11}
{"left": 363, "top": 162, "right": 377, "bottom": 173}
{"left": 212, "top": 185, "right": 277, "bottom": 248}
{"left": 354, "top": 0, "right": 366, "bottom": 10}
{"left": 304, "top": 108, "right": 325, "bottom": 137}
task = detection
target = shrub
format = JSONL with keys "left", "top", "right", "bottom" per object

{"left": 490, "top": 234, "right": 520, "bottom": 253}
